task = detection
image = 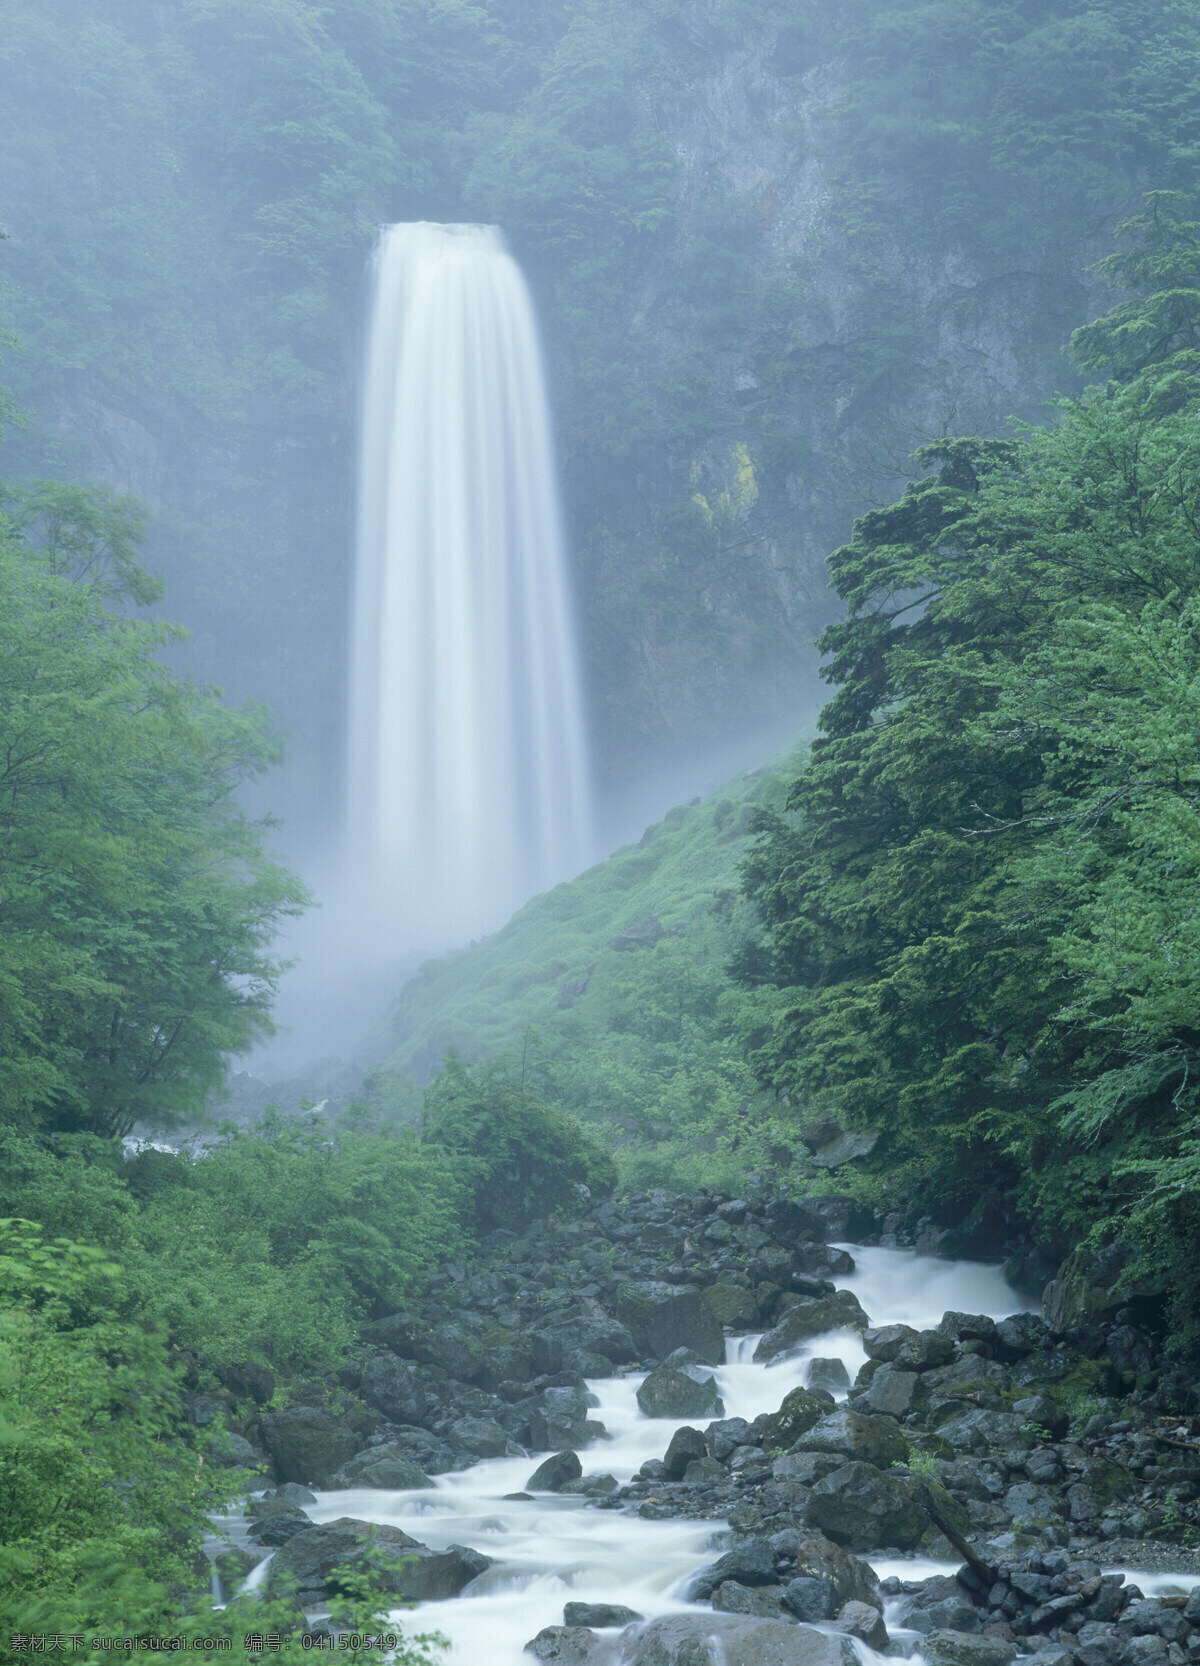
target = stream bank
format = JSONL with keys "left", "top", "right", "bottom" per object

{"left": 203, "top": 1185, "right": 1200, "bottom": 1663}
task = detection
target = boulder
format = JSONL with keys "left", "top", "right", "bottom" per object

{"left": 714, "top": 1583, "right": 791, "bottom": 1620}
{"left": 936, "top": 1313, "right": 999, "bottom": 1347}
{"left": 936, "top": 1410, "right": 1030, "bottom": 1454}
{"left": 893, "top": 1329, "right": 955, "bottom": 1370}
{"left": 213, "top": 1359, "right": 276, "bottom": 1404}
{"left": 359, "top": 1310, "right": 418, "bottom": 1356}
{"left": 260, "top": 1406, "right": 361, "bottom": 1485}
{"left": 413, "top": 1320, "right": 484, "bottom": 1381}
{"left": 663, "top": 1425, "right": 709, "bottom": 1477}
{"left": 379, "top": 1425, "right": 458, "bottom": 1476}
{"left": 448, "top": 1415, "right": 513, "bottom": 1459}
{"left": 754, "top": 1294, "right": 869, "bottom": 1363}
{"left": 530, "top": 1386, "right": 601, "bottom": 1451}
{"left": 703, "top": 1282, "right": 761, "bottom": 1327}
{"left": 636, "top": 1364, "right": 723, "bottom": 1419}
{"left": 359, "top": 1355, "right": 427, "bottom": 1424}
{"left": 805, "top": 1358, "right": 850, "bottom": 1394}
{"left": 863, "top": 1364, "right": 920, "bottom": 1418}
{"left": 211, "top": 1431, "right": 260, "bottom": 1468}
{"left": 527, "top": 1451, "right": 583, "bottom": 1492}
{"left": 526, "top": 1629, "right": 602, "bottom": 1663}
{"left": 267, "top": 1516, "right": 491, "bottom": 1602}
{"left": 781, "top": 1578, "right": 838, "bottom": 1621}
{"left": 691, "top": 1538, "right": 780, "bottom": 1598}
{"left": 561, "top": 1472, "right": 618, "bottom": 1496}
{"left": 762, "top": 1387, "right": 831, "bottom": 1449}
{"left": 803, "top": 1462, "right": 928, "bottom": 1551}
{"left": 862, "top": 1324, "right": 918, "bottom": 1362}
{"left": 328, "top": 1445, "right": 434, "bottom": 1490}
{"left": 563, "top": 1603, "right": 643, "bottom": 1628}
{"left": 1011, "top": 1394, "right": 1069, "bottom": 1441}
{"left": 546, "top": 1314, "right": 638, "bottom": 1366}
{"left": 832, "top": 1600, "right": 888, "bottom": 1651}
{"left": 791, "top": 1409, "right": 908, "bottom": 1469}
{"left": 792, "top": 1534, "right": 881, "bottom": 1610}
{"left": 920, "top": 1633, "right": 1016, "bottom": 1666}
{"left": 616, "top": 1280, "right": 725, "bottom": 1364}
{"left": 600, "top": 1614, "right": 858, "bottom": 1665}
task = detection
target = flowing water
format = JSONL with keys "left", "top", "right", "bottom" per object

{"left": 279, "top": 1248, "right": 1043, "bottom": 1663}
{"left": 346, "top": 221, "right": 592, "bottom": 953}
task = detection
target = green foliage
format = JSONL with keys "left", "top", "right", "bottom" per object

{"left": 0, "top": 1118, "right": 467, "bottom": 1372}
{"left": 368, "top": 759, "right": 799, "bottom": 1189}
{"left": 0, "top": 1219, "right": 444, "bottom": 1662}
{"left": 0, "top": 480, "right": 307, "bottom": 1138}
{"left": 741, "top": 197, "right": 1200, "bottom": 1329}
{"left": 422, "top": 1056, "right": 615, "bottom": 1230}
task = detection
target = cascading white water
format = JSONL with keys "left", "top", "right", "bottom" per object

{"left": 347, "top": 222, "right": 592, "bottom": 949}
{"left": 284, "top": 1248, "right": 1036, "bottom": 1665}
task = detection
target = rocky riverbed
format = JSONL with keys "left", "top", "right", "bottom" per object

{"left": 201, "top": 1184, "right": 1200, "bottom": 1663}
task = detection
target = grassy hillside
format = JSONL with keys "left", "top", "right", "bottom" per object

{"left": 363, "top": 749, "right": 805, "bottom": 1187}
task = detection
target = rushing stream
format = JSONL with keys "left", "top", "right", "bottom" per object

{"left": 244, "top": 1248, "right": 1050, "bottom": 1663}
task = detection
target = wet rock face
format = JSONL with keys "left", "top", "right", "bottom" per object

{"left": 267, "top": 1516, "right": 491, "bottom": 1604}
{"left": 594, "top": 1613, "right": 859, "bottom": 1665}
{"left": 615, "top": 1280, "right": 725, "bottom": 1364}
{"left": 636, "top": 1362, "right": 724, "bottom": 1419}
{"left": 259, "top": 1406, "right": 361, "bottom": 1485}
{"left": 803, "top": 1461, "right": 928, "bottom": 1551}
{"left": 327, "top": 1444, "right": 433, "bottom": 1490}
{"left": 358, "top": 1354, "right": 427, "bottom": 1423}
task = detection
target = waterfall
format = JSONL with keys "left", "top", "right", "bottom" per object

{"left": 346, "top": 222, "right": 592, "bottom": 949}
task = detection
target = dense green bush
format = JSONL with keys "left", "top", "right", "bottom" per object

{"left": 421, "top": 1056, "right": 615, "bottom": 1231}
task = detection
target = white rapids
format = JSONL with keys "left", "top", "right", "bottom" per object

{"left": 296, "top": 1247, "right": 1034, "bottom": 1665}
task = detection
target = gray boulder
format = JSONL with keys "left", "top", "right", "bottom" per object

{"left": 803, "top": 1462, "right": 928, "bottom": 1551}
{"left": 832, "top": 1600, "right": 888, "bottom": 1651}
{"left": 663, "top": 1426, "right": 708, "bottom": 1476}
{"left": 526, "top": 1629, "right": 602, "bottom": 1663}
{"left": 563, "top": 1603, "right": 643, "bottom": 1628}
{"left": 863, "top": 1364, "right": 920, "bottom": 1418}
{"left": 792, "top": 1534, "right": 882, "bottom": 1610}
{"left": 715, "top": 1583, "right": 792, "bottom": 1619}
{"left": 791, "top": 1409, "right": 908, "bottom": 1469}
{"left": 527, "top": 1450, "right": 583, "bottom": 1492}
{"left": 937, "top": 1409, "right": 1031, "bottom": 1454}
{"left": 920, "top": 1633, "right": 1016, "bottom": 1666}
{"left": 359, "top": 1354, "right": 427, "bottom": 1424}
{"left": 862, "top": 1324, "right": 918, "bottom": 1361}
{"left": 530, "top": 1386, "right": 602, "bottom": 1451}
{"left": 267, "top": 1516, "right": 491, "bottom": 1602}
{"left": 598, "top": 1614, "right": 857, "bottom": 1665}
{"left": 328, "top": 1444, "right": 434, "bottom": 1490}
{"left": 616, "top": 1280, "right": 725, "bottom": 1363}
{"left": 761, "top": 1387, "right": 831, "bottom": 1448}
{"left": 413, "top": 1320, "right": 484, "bottom": 1380}
{"left": 703, "top": 1282, "right": 761, "bottom": 1327}
{"left": 754, "top": 1294, "right": 869, "bottom": 1363}
{"left": 260, "top": 1406, "right": 361, "bottom": 1485}
{"left": 636, "top": 1364, "right": 724, "bottom": 1419}
{"left": 211, "top": 1431, "right": 260, "bottom": 1468}
{"left": 691, "top": 1537, "right": 779, "bottom": 1598}
{"left": 448, "top": 1415, "right": 514, "bottom": 1459}
{"left": 805, "top": 1358, "right": 850, "bottom": 1394}
{"left": 552, "top": 1314, "right": 638, "bottom": 1366}
{"left": 781, "top": 1578, "right": 837, "bottom": 1621}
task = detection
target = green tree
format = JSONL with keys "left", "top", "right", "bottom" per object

{"left": 741, "top": 197, "right": 1200, "bottom": 1305}
{"left": 0, "top": 480, "right": 307, "bottom": 1138}
{"left": 422, "top": 1055, "right": 615, "bottom": 1230}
